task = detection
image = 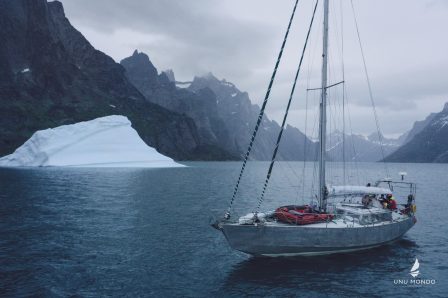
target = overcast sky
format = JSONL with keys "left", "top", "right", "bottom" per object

{"left": 58, "top": 0, "right": 448, "bottom": 138}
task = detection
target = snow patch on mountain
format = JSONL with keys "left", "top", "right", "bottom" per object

{"left": 433, "top": 115, "right": 448, "bottom": 130}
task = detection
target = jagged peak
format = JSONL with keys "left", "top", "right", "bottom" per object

{"left": 204, "top": 72, "right": 217, "bottom": 79}
{"left": 121, "top": 50, "right": 153, "bottom": 67}
{"left": 162, "top": 69, "right": 175, "bottom": 82}
{"left": 192, "top": 72, "right": 238, "bottom": 89}
{"left": 126, "top": 49, "right": 151, "bottom": 62}
{"left": 120, "top": 50, "right": 158, "bottom": 78}
{"left": 194, "top": 72, "right": 219, "bottom": 83}
{"left": 48, "top": 1, "right": 65, "bottom": 15}
{"left": 443, "top": 102, "right": 448, "bottom": 112}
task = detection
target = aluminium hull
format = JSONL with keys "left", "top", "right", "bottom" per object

{"left": 221, "top": 216, "right": 416, "bottom": 256}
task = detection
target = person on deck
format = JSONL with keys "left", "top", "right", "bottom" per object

{"left": 386, "top": 194, "right": 397, "bottom": 210}
{"left": 406, "top": 194, "right": 414, "bottom": 207}
{"left": 362, "top": 195, "right": 370, "bottom": 207}
{"left": 402, "top": 194, "right": 414, "bottom": 214}
{"left": 379, "top": 194, "right": 388, "bottom": 208}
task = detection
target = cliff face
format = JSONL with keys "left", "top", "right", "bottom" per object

{"left": 0, "top": 0, "right": 234, "bottom": 160}
{"left": 188, "top": 73, "right": 317, "bottom": 160}
{"left": 385, "top": 103, "right": 448, "bottom": 163}
{"left": 120, "top": 52, "right": 235, "bottom": 156}
{"left": 121, "top": 49, "right": 318, "bottom": 160}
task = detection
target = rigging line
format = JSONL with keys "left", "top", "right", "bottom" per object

{"left": 329, "top": 86, "right": 342, "bottom": 185}
{"left": 327, "top": 0, "right": 346, "bottom": 185}
{"left": 306, "top": 80, "right": 344, "bottom": 91}
{"left": 300, "top": 6, "right": 322, "bottom": 203}
{"left": 261, "top": 123, "right": 301, "bottom": 185}
{"left": 311, "top": 91, "right": 320, "bottom": 191}
{"left": 350, "top": 0, "right": 389, "bottom": 177}
{"left": 344, "top": 88, "right": 361, "bottom": 185}
{"left": 260, "top": 125, "right": 305, "bottom": 191}
{"left": 311, "top": 93, "right": 320, "bottom": 197}
{"left": 255, "top": 0, "right": 320, "bottom": 214}
{"left": 340, "top": 0, "right": 347, "bottom": 186}
{"left": 328, "top": 43, "right": 345, "bottom": 185}
{"left": 225, "top": 0, "right": 300, "bottom": 219}
{"left": 300, "top": 90, "right": 310, "bottom": 203}
{"left": 328, "top": 85, "right": 333, "bottom": 184}
{"left": 327, "top": 51, "right": 342, "bottom": 185}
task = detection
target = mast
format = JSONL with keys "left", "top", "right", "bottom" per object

{"left": 318, "top": 0, "right": 329, "bottom": 211}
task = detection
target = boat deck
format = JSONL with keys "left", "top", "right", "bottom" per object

{"left": 230, "top": 207, "right": 408, "bottom": 229}
{"left": 260, "top": 212, "right": 406, "bottom": 229}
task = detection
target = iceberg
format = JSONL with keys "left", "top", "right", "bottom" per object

{"left": 0, "top": 115, "right": 183, "bottom": 168}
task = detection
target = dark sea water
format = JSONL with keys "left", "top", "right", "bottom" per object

{"left": 0, "top": 162, "right": 447, "bottom": 297}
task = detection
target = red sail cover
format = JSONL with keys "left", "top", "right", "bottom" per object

{"left": 275, "top": 205, "right": 334, "bottom": 225}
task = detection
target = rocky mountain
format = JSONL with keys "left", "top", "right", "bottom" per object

{"left": 0, "top": 0, "right": 233, "bottom": 160}
{"left": 385, "top": 103, "right": 448, "bottom": 163}
{"left": 400, "top": 111, "right": 438, "bottom": 145}
{"left": 121, "top": 51, "right": 317, "bottom": 160}
{"left": 120, "top": 52, "right": 235, "bottom": 157}
{"left": 187, "top": 73, "right": 317, "bottom": 160}
{"left": 327, "top": 131, "right": 401, "bottom": 162}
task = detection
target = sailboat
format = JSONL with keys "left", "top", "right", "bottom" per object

{"left": 212, "top": 0, "right": 417, "bottom": 256}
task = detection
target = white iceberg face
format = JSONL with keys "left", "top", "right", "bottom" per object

{"left": 0, "top": 115, "right": 183, "bottom": 168}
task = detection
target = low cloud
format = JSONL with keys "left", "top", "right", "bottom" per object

{"left": 59, "top": 0, "right": 448, "bottom": 137}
